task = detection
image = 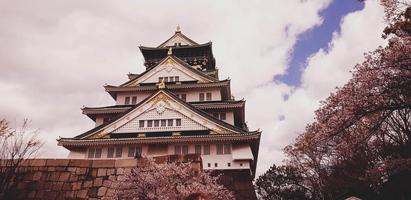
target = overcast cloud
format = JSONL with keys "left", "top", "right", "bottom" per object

{"left": 0, "top": 0, "right": 385, "bottom": 175}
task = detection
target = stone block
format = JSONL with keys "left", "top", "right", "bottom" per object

{"left": 65, "top": 191, "right": 75, "bottom": 198}
{"left": 30, "top": 159, "right": 47, "bottom": 167}
{"left": 97, "top": 168, "right": 107, "bottom": 177}
{"left": 106, "top": 169, "right": 115, "bottom": 176}
{"left": 91, "top": 168, "right": 98, "bottom": 177}
{"left": 98, "top": 187, "right": 107, "bottom": 196}
{"left": 48, "top": 172, "right": 60, "bottom": 181}
{"left": 92, "top": 160, "right": 115, "bottom": 168}
{"left": 69, "top": 159, "right": 92, "bottom": 167}
{"left": 62, "top": 182, "right": 72, "bottom": 190}
{"left": 59, "top": 172, "right": 70, "bottom": 181}
{"left": 75, "top": 168, "right": 87, "bottom": 175}
{"left": 83, "top": 180, "right": 93, "bottom": 188}
{"left": 46, "top": 159, "right": 70, "bottom": 167}
{"left": 76, "top": 189, "right": 88, "bottom": 199}
{"left": 94, "top": 177, "right": 103, "bottom": 187}
{"left": 103, "top": 180, "right": 112, "bottom": 187}
{"left": 88, "top": 187, "right": 98, "bottom": 198}
{"left": 115, "top": 159, "right": 137, "bottom": 167}
{"left": 69, "top": 174, "right": 79, "bottom": 182}
{"left": 108, "top": 175, "right": 117, "bottom": 181}
{"left": 72, "top": 182, "right": 82, "bottom": 190}
{"left": 67, "top": 167, "right": 77, "bottom": 172}
{"left": 52, "top": 182, "right": 63, "bottom": 191}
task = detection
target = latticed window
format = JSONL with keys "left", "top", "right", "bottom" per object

{"left": 115, "top": 146, "right": 123, "bottom": 158}
{"left": 161, "top": 119, "right": 167, "bottom": 127}
{"left": 199, "top": 93, "right": 204, "bottom": 101}
{"left": 107, "top": 147, "right": 115, "bottom": 158}
{"left": 125, "top": 97, "right": 130, "bottom": 105}
{"left": 131, "top": 96, "right": 137, "bottom": 104}
{"left": 88, "top": 148, "right": 102, "bottom": 158}
{"left": 128, "top": 146, "right": 142, "bottom": 158}
{"left": 175, "top": 76, "right": 179, "bottom": 82}
{"left": 139, "top": 120, "right": 144, "bottom": 128}
{"left": 195, "top": 145, "right": 202, "bottom": 154}
{"left": 154, "top": 120, "right": 159, "bottom": 127}
{"left": 176, "top": 119, "right": 181, "bottom": 126}
{"left": 182, "top": 145, "right": 189, "bottom": 155}
{"left": 224, "top": 144, "right": 231, "bottom": 154}
{"left": 147, "top": 120, "right": 153, "bottom": 127}
{"left": 175, "top": 145, "right": 182, "bottom": 155}
{"left": 216, "top": 144, "right": 224, "bottom": 155}
{"left": 206, "top": 92, "right": 212, "bottom": 101}
{"left": 203, "top": 144, "right": 210, "bottom": 155}
{"left": 167, "top": 119, "right": 173, "bottom": 126}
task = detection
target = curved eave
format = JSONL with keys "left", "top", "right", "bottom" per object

{"left": 139, "top": 42, "right": 212, "bottom": 51}
{"left": 58, "top": 132, "right": 261, "bottom": 147}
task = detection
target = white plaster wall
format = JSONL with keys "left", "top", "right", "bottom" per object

{"left": 142, "top": 68, "right": 197, "bottom": 84}
{"left": 116, "top": 92, "right": 152, "bottom": 105}
{"left": 67, "top": 143, "right": 252, "bottom": 170}
{"left": 225, "top": 112, "right": 234, "bottom": 125}
{"left": 95, "top": 117, "right": 104, "bottom": 127}
{"left": 184, "top": 88, "right": 221, "bottom": 102}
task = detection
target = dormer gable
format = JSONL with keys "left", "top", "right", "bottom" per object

{"left": 123, "top": 56, "right": 215, "bottom": 87}
{"left": 157, "top": 26, "right": 198, "bottom": 48}
{"left": 79, "top": 90, "right": 243, "bottom": 139}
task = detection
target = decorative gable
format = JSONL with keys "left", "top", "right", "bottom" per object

{"left": 87, "top": 91, "right": 237, "bottom": 139}
{"left": 158, "top": 33, "right": 197, "bottom": 48}
{"left": 124, "top": 56, "right": 213, "bottom": 86}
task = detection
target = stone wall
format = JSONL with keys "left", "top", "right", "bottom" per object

{"left": 0, "top": 157, "right": 256, "bottom": 200}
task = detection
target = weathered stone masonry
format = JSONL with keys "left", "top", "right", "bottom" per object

{"left": 0, "top": 157, "right": 256, "bottom": 200}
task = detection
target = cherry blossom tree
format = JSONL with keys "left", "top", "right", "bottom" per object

{"left": 113, "top": 158, "right": 234, "bottom": 200}
{"left": 0, "top": 119, "right": 43, "bottom": 199}
{"left": 258, "top": 1, "right": 411, "bottom": 199}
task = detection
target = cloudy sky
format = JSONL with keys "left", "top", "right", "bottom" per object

{"left": 0, "top": 0, "right": 386, "bottom": 175}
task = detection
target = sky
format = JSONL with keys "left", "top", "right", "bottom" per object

{"left": 0, "top": 0, "right": 386, "bottom": 175}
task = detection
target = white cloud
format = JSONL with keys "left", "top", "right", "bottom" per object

{"left": 0, "top": 0, "right": 386, "bottom": 177}
{"left": 254, "top": 0, "right": 386, "bottom": 175}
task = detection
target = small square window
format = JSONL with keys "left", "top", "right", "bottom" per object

{"left": 175, "top": 76, "right": 179, "bottom": 82}
{"left": 199, "top": 93, "right": 204, "bottom": 101}
{"left": 220, "top": 113, "right": 226, "bottom": 120}
{"left": 154, "top": 120, "right": 160, "bottom": 127}
{"left": 169, "top": 76, "right": 174, "bottom": 82}
{"left": 240, "top": 163, "right": 243, "bottom": 167}
{"left": 147, "top": 120, "right": 153, "bottom": 127}
{"left": 176, "top": 119, "right": 181, "bottom": 126}
{"left": 215, "top": 163, "right": 218, "bottom": 167}
{"left": 161, "top": 119, "right": 167, "bottom": 127}
{"left": 132, "top": 96, "right": 137, "bottom": 104}
{"left": 139, "top": 120, "right": 144, "bottom": 128}
{"left": 164, "top": 77, "right": 169, "bottom": 82}
{"left": 167, "top": 119, "right": 173, "bottom": 126}
{"left": 227, "top": 162, "right": 231, "bottom": 167}
{"left": 125, "top": 97, "right": 130, "bottom": 105}
{"left": 159, "top": 77, "right": 163, "bottom": 82}
{"left": 206, "top": 92, "right": 212, "bottom": 101}
{"left": 208, "top": 163, "right": 211, "bottom": 167}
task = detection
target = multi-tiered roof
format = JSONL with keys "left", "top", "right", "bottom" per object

{"left": 58, "top": 26, "right": 261, "bottom": 175}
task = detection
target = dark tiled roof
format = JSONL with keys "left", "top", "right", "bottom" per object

{"left": 71, "top": 89, "right": 254, "bottom": 140}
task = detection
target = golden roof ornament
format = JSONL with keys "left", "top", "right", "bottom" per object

{"left": 158, "top": 78, "right": 166, "bottom": 89}
{"left": 176, "top": 24, "right": 181, "bottom": 33}
{"left": 167, "top": 47, "right": 173, "bottom": 55}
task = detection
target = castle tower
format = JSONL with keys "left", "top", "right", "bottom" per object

{"left": 58, "top": 27, "right": 261, "bottom": 197}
